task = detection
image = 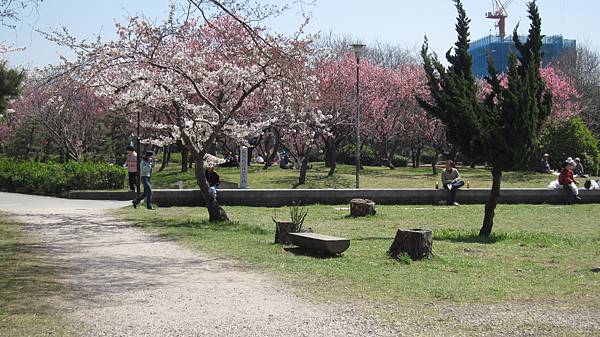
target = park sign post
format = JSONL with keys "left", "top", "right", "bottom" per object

{"left": 240, "top": 146, "right": 248, "bottom": 189}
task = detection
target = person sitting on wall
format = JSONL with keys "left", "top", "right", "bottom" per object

{"left": 205, "top": 163, "right": 220, "bottom": 201}
{"left": 221, "top": 152, "right": 238, "bottom": 167}
{"left": 573, "top": 157, "right": 588, "bottom": 178}
{"left": 584, "top": 178, "right": 600, "bottom": 190}
{"left": 441, "top": 160, "right": 465, "bottom": 206}
{"left": 558, "top": 158, "right": 581, "bottom": 202}
{"left": 538, "top": 153, "right": 552, "bottom": 173}
{"left": 280, "top": 155, "right": 291, "bottom": 169}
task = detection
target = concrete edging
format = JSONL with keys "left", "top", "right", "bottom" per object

{"left": 68, "top": 188, "right": 600, "bottom": 207}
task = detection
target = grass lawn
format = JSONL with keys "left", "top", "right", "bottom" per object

{"left": 150, "top": 162, "right": 559, "bottom": 189}
{"left": 0, "top": 213, "right": 73, "bottom": 336}
{"left": 116, "top": 204, "right": 600, "bottom": 305}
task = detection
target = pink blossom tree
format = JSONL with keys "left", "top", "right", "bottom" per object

{"left": 8, "top": 69, "right": 109, "bottom": 161}
{"left": 52, "top": 8, "right": 318, "bottom": 221}
{"left": 315, "top": 53, "right": 356, "bottom": 176}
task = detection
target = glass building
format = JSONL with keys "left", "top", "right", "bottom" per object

{"left": 468, "top": 35, "right": 576, "bottom": 77}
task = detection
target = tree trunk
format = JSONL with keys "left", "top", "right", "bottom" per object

{"left": 432, "top": 152, "right": 439, "bottom": 175}
{"left": 181, "top": 146, "right": 189, "bottom": 172}
{"left": 298, "top": 157, "right": 308, "bottom": 185}
{"left": 194, "top": 157, "right": 229, "bottom": 222}
{"left": 263, "top": 129, "right": 281, "bottom": 170}
{"left": 324, "top": 142, "right": 337, "bottom": 176}
{"left": 479, "top": 168, "right": 502, "bottom": 237}
{"left": 388, "top": 228, "right": 433, "bottom": 260}
{"left": 158, "top": 145, "right": 170, "bottom": 172}
{"left": 415, "top": 148, "right": 421, "bottom": 168}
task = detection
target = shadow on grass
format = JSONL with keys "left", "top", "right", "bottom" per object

{"left": 0, "top": 239, "right": 70, "bottom": 317}
{"left": 434, "top": 229, "right": 506, "bottom": 244}
{"left": 134, "top": 218, "right": 270, "bottom": 235}
{"left": 352, "top": 236, "right": 395, "bottom": 241}
{"left": 283, "top": 246, "right": 343, "bottom": 259}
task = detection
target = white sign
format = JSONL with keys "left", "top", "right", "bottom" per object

{"left": 240, "top": 146, "right": 248, "bottom": 189}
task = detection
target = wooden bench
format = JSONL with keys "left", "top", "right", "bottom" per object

{"left": 289, "top": 232, "right": 350, "bottom": 255}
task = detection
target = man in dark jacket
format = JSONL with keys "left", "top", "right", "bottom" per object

{"left": 205, "top": 163, "right": 220, "bottom": 201}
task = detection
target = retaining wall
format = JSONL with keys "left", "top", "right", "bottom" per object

{"left": 68, "top": 188, "right": 600, "bottom": 207}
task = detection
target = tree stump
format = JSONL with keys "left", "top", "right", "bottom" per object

{"left": 388, "top": 228, "right": 433, "bottom": 261}
{"left": 350, "top": 198, "right": 376, "bottom": 217}
{"left": 274, "top": 222, "right": 296, "bottom": 244}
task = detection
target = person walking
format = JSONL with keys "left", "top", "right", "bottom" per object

{"left": 441, "top": 160, "right": 465, "bottom": 206}
{"left": 205, "top": 163, "right": 220, "bottom": 201}
{"left": 559, "top": 158, "right": 581, "bottom": 202}
{"left": 132, "top": 151, "right": 156, "bottom": 210}
{"left": 125, "top": 145, "right": 138, "bottom": 192}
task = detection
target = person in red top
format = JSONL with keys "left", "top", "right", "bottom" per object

{"left": 558, "top": 158, "right": 581, "bottom": 202}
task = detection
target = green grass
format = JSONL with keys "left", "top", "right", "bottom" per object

{"left": 0, "top": 213, "right": 73, "bottom": 336}
{"left": 116, "top": 204, "right": 600, "bottom": 304}
{"left": 149, "top": 162, "right": 558, "bottom": 189}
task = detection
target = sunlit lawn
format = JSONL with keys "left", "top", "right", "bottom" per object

{"left": 116, "top": 204, "right": 600, "bottom": 304}
{"left": 150, "top": 162, "right": 557, "bottom": 189}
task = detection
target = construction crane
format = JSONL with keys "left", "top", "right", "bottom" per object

{"left": 485, "top": 0, "right": 514, "bottom": 39}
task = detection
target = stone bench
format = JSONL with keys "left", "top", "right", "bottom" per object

{"left": 289, "top": 232, "right": 350, "bottom": 255}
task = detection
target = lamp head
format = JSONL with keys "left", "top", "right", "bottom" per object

{"left": 351, "top": 43, "right": 366, "bottom": 58}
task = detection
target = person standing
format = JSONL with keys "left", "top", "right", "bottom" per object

{"left": 558, "top": 158, "right": 581, "bottom": 202}
{"left": 441, "top": 160, "right": 465, "bottom": 206}
{"left": 132, "top": 151, "right": 156, "bottom": 210}
{"left": 205, "top": 163, "right": 220, "bottom": 201}
{"left": 125, "top": 145, "right": 138, "bottom": 192}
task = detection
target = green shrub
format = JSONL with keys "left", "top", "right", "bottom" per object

{"left": 420, "top": 153, "right": 437, "bottom": 165}
{"left": 390, "top": 155, "right": 409, "bottom": 167}
{"left": 339, "top": 144, "right": 381, "bottom": 166}
{"left": 540, "top": 117, "right": 600, "bottom": 175}
{"left": 0, "top": 160, "right": 126, "bottom": 196}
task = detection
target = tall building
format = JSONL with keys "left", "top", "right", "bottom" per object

{"left": 468, "top": 35, "right": 576, "bottom": 77}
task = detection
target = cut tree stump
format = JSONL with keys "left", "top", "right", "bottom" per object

{"left": 388, "top": 228, "right": 433, "bottom": 261}
{"left": 274, "top": 222, "right": 296, "bottom": 244}
{"left": 350, "top": 198, "right": 376, "bottom": 217}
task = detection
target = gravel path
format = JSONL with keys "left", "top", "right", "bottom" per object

{"left": 0, "top": 192, "right": 395, "bottom": 337}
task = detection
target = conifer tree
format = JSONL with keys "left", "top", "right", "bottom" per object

{"left": 419, "top": 0, "right": 552, "bottom": 237}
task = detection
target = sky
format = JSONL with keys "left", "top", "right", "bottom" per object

{"left": 1, "top": 0, "right": 598, "bottom": 68}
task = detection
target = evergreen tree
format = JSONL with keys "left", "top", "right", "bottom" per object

{"left": 0, "top": 61, "right": 23, "bottom": 113}
{"left": 419, "top": 0, "right": 552, "bottom": 237}
{"left": 417, "top": 0, "right": 483, "bottom": 160}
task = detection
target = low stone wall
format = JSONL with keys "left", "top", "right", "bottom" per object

{"left": 68, "top": 188, "right": 600, "bottom": 207}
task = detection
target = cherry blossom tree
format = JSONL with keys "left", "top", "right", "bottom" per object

{"left": 52, "top": 7, "right": 319, "bottom": 221}
{"left": 315, "top": 53, "right": 355, "bottom": 175}
{"left": 9, "top": 69, "right": 110, "bottom": 161}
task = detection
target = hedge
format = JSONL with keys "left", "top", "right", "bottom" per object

{"left": 0, "top": 160, "right": 126, "bottom": 197}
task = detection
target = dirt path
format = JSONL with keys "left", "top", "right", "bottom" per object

{"left": 0, "top": 192, "right": 395, "bottom": 337}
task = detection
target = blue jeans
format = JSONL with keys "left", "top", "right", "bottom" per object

{"left": 209, "top": 186, "right": 217, "bottom": 200}
{"left": 133, "top": 176, "right": 153, "bottom": 209}
{"left": 444, "top": 181, "right": 465, "bottom": 204}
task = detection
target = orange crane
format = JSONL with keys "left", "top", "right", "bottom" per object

{"left": 486, "top": 0, "right": 514, "bottom": 39}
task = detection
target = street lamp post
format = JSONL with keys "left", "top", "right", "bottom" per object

{"left": 351, "top": 43, "right": 366, "bottom": 189}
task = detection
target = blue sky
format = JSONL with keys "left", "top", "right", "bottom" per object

{"left": 1, "top": 0, "right": 597, "bottom": 68}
